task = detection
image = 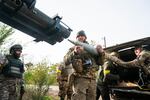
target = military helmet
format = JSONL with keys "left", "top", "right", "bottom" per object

{"left": 10, "top": 44, "right": 23, "bottom": 54}
{"left": 76, "top": 30, "right": 87, "bottom": 38}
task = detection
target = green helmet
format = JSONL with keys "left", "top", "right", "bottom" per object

{"left": 10, "top": 44, "right": 23, "bottom": 54}
{"left": 76, "top": 30, "right": 87, "bottom": 38}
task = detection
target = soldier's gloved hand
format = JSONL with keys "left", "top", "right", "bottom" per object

{"left": 74, "top": 46, "right": 84, "bottom": 54}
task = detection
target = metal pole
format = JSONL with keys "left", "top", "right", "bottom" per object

{"left": 103, "top": 36, "right": 106, "bottom": 48}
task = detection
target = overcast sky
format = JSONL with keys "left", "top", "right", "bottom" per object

{"left": 12, "top": 0, "right": 150, "bottom": 64}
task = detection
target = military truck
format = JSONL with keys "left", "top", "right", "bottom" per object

{"left": 104, "top": 37, "right": 150, "bottom": 100}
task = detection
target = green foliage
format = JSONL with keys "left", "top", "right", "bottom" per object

{"left": 0, "top": 24, "right": 14, "bottom": 54}
{"left": 24, "top": 62, "right": 57, "bottom": 85}
{"left": 24, "top": 61, "right": 58, "bottom": 100}
{"left": 42, "top": 96, "right": 51, "bottom": 100}
{"left": 0, "top": 24, "right": 14, "bottom": 45}
{"left": 48, "top": 64, "right": 57, "bottom": 85}
{"left": 32, "top": 63, "right": 50, "bottom": 86}
{"left": 24, "top": 71, "right": 33, "bottom": 84}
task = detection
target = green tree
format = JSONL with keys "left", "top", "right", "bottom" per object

{"left": 0, "top": 24, "right": 14, "bottom": 45}
{"left": 24, "top": 61, "right": 58, "bottom": 100}
{"left": 0, "top": 23, "right": 14, "bottom": 54}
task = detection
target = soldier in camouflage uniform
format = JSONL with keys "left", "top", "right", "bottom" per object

{"left": 98, "top": 45, "right": 150, "bottom": 88}
{"left": 96, "top": 52, "right": 120, "bottom": 100}
{"left": 0, "top": 44, "right": 25, "bottom": 100}
{"left": 57, "top": 62, "right": 73, "bottom": 100}
{"left": 64, "top": 30, "right": 102, "bottom": 100}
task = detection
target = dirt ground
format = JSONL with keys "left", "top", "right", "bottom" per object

{"left": 48, "top": 85, "right": 112, "bottom": 100}
{"left": 48, "top": 86, "right": 59, "bottom": 100}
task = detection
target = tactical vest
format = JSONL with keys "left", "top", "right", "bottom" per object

{"left": 2, "top": 55, "right": 23, "bottom": 78}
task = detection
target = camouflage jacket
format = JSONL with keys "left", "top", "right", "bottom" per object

{"left": 64, "top": 48, "right": 100, "bottom": 79}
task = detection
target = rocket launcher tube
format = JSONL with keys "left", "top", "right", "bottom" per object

{"left": 68, "top": 39, "right": 98, "bottom": 55}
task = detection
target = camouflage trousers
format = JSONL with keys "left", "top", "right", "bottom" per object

{"left": 71, "top": 77, "right": 96, "bottom": 100}
{"left": 58, "top": 80, "right": 68, "bottom": 97}
{"left": 0, "top": 75, "right": 21, "bottom": 100}
{"left": 58, "top": 80, "right": 72, "bottom": 100}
